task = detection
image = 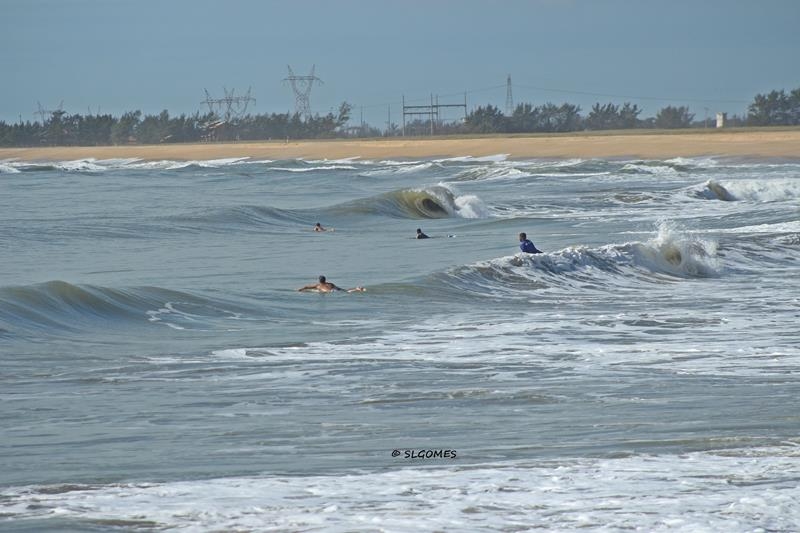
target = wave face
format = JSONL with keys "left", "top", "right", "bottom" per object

{"left": 334, "top": 184, "right": 489, "bottom": 219}
{"left": 0, "top": 281, "right": 248, "bottom": 336}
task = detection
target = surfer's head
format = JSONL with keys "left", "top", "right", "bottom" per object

{"left": 519, "top": 232, "right": 527, "bottom": 241}
{"left": 318, "top": 275, "right": 326, "bottom": 283}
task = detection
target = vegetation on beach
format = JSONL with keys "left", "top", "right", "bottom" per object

{"left": 1, "top": 87, "right": 799, "bottom": 148}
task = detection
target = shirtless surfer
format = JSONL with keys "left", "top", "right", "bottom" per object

{"left": 314, "top": 222, "right": 334, "bottom": 232}
{"left": 298, "top": 275, "right": 365, "bottom": 293}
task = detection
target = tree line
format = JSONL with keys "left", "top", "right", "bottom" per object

{"left": 1, "top": 87, "right": 799, "bottom": 147}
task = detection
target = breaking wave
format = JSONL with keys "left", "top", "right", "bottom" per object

{"left": 335, "top": 184, "right": 488, "bottom": 219}
{"left": 691, "top": 179, "right": 800, "bottom": 202}
{"left": 429, "top": 223, "right": 720, "bottom": 298}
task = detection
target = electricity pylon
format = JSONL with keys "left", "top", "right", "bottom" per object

{"left": 284, "top": 65, "right": 323, "bottom": 119}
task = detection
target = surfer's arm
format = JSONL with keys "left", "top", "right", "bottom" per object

{"left": 298, "top": 284, "right": 317, "bottom": 292}
{"left": 346, "top": 286, "right": 366, "bottom": 293}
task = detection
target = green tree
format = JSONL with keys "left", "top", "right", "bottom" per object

{"left": 111, "top": 110, "right": 141, "bottom": 144}
{"left": 508, "top": 103, "right": 541, "bottom": 133}
{"left": 465, "top": 104, "right": 506, "bottom": 133}
{"left": 654, "top": 106, "right": 694, "bottom": 129}
{"left": 336, "top": 102, "right": 352, "bottom": 129}
{"left": 748, "top": 89, "right": 795, "bottom": 126}
{"left": 587, "top": 102, "right": 641, "bottom": 130}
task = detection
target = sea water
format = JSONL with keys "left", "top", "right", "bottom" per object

{"left": 1, "top": 154, "right": 799, "bottom": 531}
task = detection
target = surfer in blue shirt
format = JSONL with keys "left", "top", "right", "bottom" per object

{"left": 298, "top": 275, "right": 365, "bottom": 293}
{"left": 519, "top": 232, "right": 543, "bottom": 254}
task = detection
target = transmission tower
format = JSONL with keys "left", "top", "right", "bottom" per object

{"left": 201, "top": 87, "right": 255, "bottom": 121}
{"left": 284, "top": 65, "right": 323, "bottom": 118}
{"left": 34, "top": 100, "right": 64, "bottom": 124}
{"left": 505, "top": 75, "right": 513, "bottom": 116}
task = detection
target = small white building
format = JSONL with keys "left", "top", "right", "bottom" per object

{"left": 716, "top": 112, "right": 727, "bottom": 128}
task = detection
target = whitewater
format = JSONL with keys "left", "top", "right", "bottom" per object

{"left": 1, "top": 154, "right": 799, "bottom": 531}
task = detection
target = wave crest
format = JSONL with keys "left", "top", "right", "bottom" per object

{"left": 339, "top": 184, "right": 488, "bottom": 219}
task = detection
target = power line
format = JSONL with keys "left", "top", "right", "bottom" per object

{"left": 513, "top": 83, "right": 750, "bottom": 105}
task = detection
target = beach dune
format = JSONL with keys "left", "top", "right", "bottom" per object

{"left": 1, "top": 129, "right": 798, "bottom": 162}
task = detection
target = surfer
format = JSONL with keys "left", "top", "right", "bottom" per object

{"left": 519, "top": 232, "right": 543, "bottom": 254}
{"left": 416, "top": 228, "right": 430, "bottom": 239}
{"left": 298, "top": 275, "right": 365, "bottom": 293}
{"left": 314, "top": 222, "right": 334, "bottom": 232}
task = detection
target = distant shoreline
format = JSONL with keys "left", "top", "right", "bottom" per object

{"left": 2, "top": 128, "right": 799, "bottom": 162}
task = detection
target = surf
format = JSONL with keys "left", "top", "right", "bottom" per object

{"left": 332, "top": 184, "right": 488, "bottom": 219}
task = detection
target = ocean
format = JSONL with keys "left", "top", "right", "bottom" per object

{"left": 1, "top": 154, "right": 799, "bottom": 531}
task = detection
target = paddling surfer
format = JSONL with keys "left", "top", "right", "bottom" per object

{"left": 298, "top": 275, "right": 365, "bottom": 293}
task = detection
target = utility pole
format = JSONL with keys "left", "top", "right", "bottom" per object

{"left": 505, "top": 74, "right": 513, "bottom": 116}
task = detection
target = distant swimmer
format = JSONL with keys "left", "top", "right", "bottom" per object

{"left": 416, "top": 228, "right": 430, "bottom": 239}
{"left": 314, "top": 222, "right": 334, "bottom": 232}
{"left": 298, "top": 275, "right": 365, "bottom": 293}
{"left": 519, "top": 232, "right": 543, "bottom": 254}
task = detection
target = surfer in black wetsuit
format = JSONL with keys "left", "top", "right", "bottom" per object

{"left": 416, "top": 228, "right": 430, "bottom": 239}
{"left": 298, "top": 275, "right": 365, "bottom": 293}
{"left": 518, "top": 232, "right": 543, "bottom": 254}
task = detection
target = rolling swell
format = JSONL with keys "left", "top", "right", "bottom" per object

{"left": 0, "top": 281, "right": 249, "bottom": 335}
{"left": 165, "top": 205, "right": 309, "bottom": 232}
{"left": 332, "top": 185, "right": 487, "bottom": 219}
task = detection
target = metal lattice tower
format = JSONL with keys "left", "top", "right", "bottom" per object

{"left": 505, "top": 75, "right": 514, "bottom": 116}
{"left": 201, "top": 87, "right": 256, "bottom": 122}
{"left": 35, "top": 100, "right": 64, "bottom": 124}
{"left": 284, "top": 65, "right": 323, "bottom": 118}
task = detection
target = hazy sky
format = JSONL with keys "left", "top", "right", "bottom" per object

{"left": 2, "top": 0, "right": 799, "bottom": 127}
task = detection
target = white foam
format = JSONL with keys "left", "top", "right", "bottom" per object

{"left": 54, "top": 158, "right": 107, "bottom": 172}
{"left": 4, "top": 445, "right": 799, "bottom": 531}
{"left": 434, "top": 153, "right": 509, "bottom": 163}
{"left": 718, "top": 220, "right": 800, "bottom": 235}
{"left": 273, "top": 165, "right": 358, "bottom": 172}
{"left": 360, "top": 162, "right": 435, "bottom": 176}
{"left": 622, "top": 162, "right": 679, "bottom": 175}
{"left": 722, "top": 179, "right": 800, "bottom": 202}
{"left": 305, "top": 156, "right": 361, "bottom": 164}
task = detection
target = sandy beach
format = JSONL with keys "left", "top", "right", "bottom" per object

{"left": 1, "top": 129, "right": 799, "bottom": 162}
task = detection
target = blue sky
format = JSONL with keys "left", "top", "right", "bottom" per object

{"left": 2, "top": 0, "right": 798, "bottom": 127}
